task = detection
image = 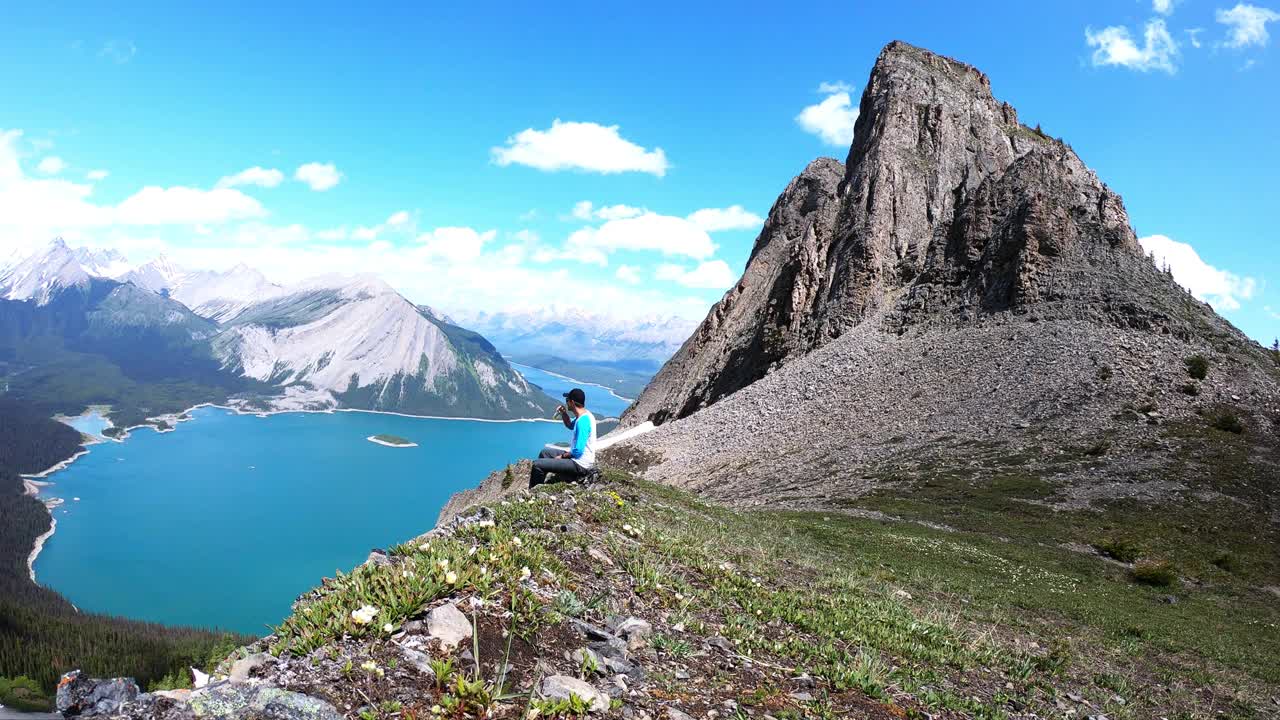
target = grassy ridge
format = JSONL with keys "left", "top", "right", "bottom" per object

{"left": 260, "top": 471, "right": 1275, "bottom": 718}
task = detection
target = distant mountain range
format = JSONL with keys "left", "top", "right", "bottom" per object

{"left": 456, "top": 308, "right": 695, "bottom": 371}
{"left": 0, "top": 239, "right": 558, "bottom": 422}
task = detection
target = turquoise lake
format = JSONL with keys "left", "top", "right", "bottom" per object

{"left": 35, "top": 406, "right": 568, "bottom": 635}
{"left": 512, "top": 363, "right": 632, "bottom": 419}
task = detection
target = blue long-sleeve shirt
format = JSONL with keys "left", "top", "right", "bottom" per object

{"left": 567, "top": 410, "right": 597, "bottom": 468}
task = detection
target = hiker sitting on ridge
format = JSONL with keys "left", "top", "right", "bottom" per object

{"left": 530, "top": 387, "right": 597, "bottom": 487}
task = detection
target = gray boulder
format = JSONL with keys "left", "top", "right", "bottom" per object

{"left": 56, "top": 672, "right": 140, "bottom": 717}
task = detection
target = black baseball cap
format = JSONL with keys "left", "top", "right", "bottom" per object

{"left": 563, "top": 388, "right": 586, "bottom": 405}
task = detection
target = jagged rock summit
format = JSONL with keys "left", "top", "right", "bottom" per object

{"left": 622, "top": 41, "right": 1278, "bottom": 506}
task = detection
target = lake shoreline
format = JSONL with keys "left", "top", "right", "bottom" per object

{"left": 24, "top": 403, "right": 558, "bottom": 587}
{"left": 510, "top": 362, "right": 635, "bottom": 406}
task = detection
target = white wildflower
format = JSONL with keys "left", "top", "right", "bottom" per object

{"left": 437, "top": 558, "right": 450, "bottom": 569}
{"left": 351, "top": 605, "right": 378, "bottom": 625}
{"left": 512, "top": 536, "right": 523, "bottom": 547}
{"left": 382, "top": 623, "right": 394, "bottom": 633}
{"left": 445, "top": 571, "right": 458, "bottom": 585}
{"left": 520, "top": 566, "right": 531, "bottom": 581}
{"left": 361, "top": 660, "right": 378, "bottom": 672}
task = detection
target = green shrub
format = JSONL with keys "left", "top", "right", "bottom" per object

{"left": 1130, "top": 560, "right": 1177, "bottom": 587}
{"left": 1209, "top": 412, "right": 1244, "bottom": 434}
{"left": 1178, "top": 382, "right": 1199, "bottom": 396}
{"left": 501, "top": 465, "right": 515, "bottom": 490}
{"left": 0, "top": 676, "right": 52, "bottom": 712}
{"left": 1094, "top": 538, "right": 1140, "bottom": 563}
{"left": 1185, "top": 354, "right": 1209, "bottom": 380}
{"left": 147, "top": 670, "right": 191, "bottom": 692}
{"left": 1096, "top": 366, "right": 1113, "bottom": 381}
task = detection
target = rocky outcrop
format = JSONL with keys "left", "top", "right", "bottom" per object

{"left": 55, "top": 671, "right": 342, "bottom": 720}
{"left": 620, "top": 40, "right": 1279, "bottom": 512}
{"left": 625, "top": 41, "right": 1248, "bottom": 427}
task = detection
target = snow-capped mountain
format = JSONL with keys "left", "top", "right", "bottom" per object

{"left": 119, "top": 254, "right": 188, "bottom": 294}
{"left": 458, "top": 307, "right": 697, "bottom": 366}
{"left": 215, "top": 275, "right": 553, "bottom": 416}
{"left": 71, "top": 246, "right": 132, "bottom": 279}
{"left": 169, "top": 264, "right": 284, "bottom": 323}
{"left": 0, "top": 237, "right": 95, "bottom": 305}
{"left": 0, "top": 238, "right": 580, "bottom": 418}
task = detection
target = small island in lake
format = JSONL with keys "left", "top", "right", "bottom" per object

{"left": 367, "top": 434, "right": 418, "bottom": 448}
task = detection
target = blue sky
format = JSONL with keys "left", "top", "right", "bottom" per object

{"left": 1, "top": 0, "right": 1277, "bottom": 341}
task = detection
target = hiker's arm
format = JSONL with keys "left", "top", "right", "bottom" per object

{"left": 559, "top": 407, "right": 574, "bottom": 429}
{"left": 569, "top": 416, "right": 589, "bottom": 459}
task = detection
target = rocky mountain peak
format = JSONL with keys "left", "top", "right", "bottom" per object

{"left": 625, "top": 41, "right": 1249, "bottom": 426}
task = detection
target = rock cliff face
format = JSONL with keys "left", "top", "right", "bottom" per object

{"left": 622, "top": 41, "right": 1278, "bottom": 511}
{"left": 626, "top": 41, "right": 1241, "bottom": 426}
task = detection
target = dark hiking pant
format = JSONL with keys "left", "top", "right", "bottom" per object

{"left": 530, "top": 447, "right": 587, "bottom": 487}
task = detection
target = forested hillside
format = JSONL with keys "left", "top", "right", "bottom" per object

{"left": 0, "top": 399, "right": 248, "bottom": 709}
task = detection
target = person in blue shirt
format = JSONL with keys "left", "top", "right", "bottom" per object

{"left": 530, "top": 387, "right": 597, "bottom": 487}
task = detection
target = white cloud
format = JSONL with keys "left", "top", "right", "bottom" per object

{"left": 686, "top": 205, "right": 764, "bottom": 232}
{"left": 1264, "top": 305, "right": 1280, "bottom": 320}
{"left": 570, "top": 200, "right": 646, "bottom": 221}
{"left": 294, "top": 162, "right": 343, "bottom": 191}
{"left": 571, "top": 201, "right": 594, "bottom": 220}
{"left": 1187, "top": 28, "right": 1205, "bottom": 47}
{"left": 1153, "top": 0, "right": 1176, "bottom": 15}
{"left": 0, "top": 129, "right": 265, "bottom": 231}
{"left": 1216, "top": 3, "right": 1280, "bottom": 48}
{"left": 387, "top": 210, "right": 411, "bottom": 226}
{"left": 1085, "top": 19, "right": 1179, "bottom": 73}
{"left": 796, "top": 90, "right": 858, "bottom": 147}
{"left": 216, "top": 166, "right": 284, "bottom": 189}
{"left": 86, "top": 169, "right": 109, "bottom": 181}
{"left": 37, "top": 156, "right": 67, "bottom": 175}
{"left": 491, "top": 120, "right": 670, "bottom": 176}
{"left": 114, "top": 186, "right": 267, "bottom": 225}
{"left": 615, "top": 265, "right": 642, "bottom": 285}
{"left": 1139, "top": 234, "right": 1257, "bottom": 311}
{"left": 416, "top": 226, "right": 497, "bottom": 264}
{"left": 655, "top": 260, "right": 737, "bottom": 289}
{"left": 566, "top": 212, "right": 716, "bottom": 260}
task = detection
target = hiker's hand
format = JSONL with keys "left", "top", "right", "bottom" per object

{"left": 561, "top": 452, "right": 572, "bottom": 459}
{"left": 555, "top": 405, "right": 564, "bottom": 415}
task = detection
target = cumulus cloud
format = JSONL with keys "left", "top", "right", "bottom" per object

{"left": 655, "top": 260, "right": 737, "bottom": 289}
{"left": 570, "top": 200, "right": 646, "bottom": 221}
{"left": 86, "top": 169, "right": 109, "bottom": 181}
{"left": 615, "top": 265, "right": 642, "bottom": 285}
{"left": 1085, "top": 19, "right": 1179, "bottom": 73}
{"left": 114, "top": 186, "right": 267, "bottom": 225}
{"left": 216, "top": 166, "right": 284, "bottom": 189}
{"left": 37, "top": 156, "right": 67, "bottom": 175}
{"left": 686, "top": 205, "right": 764, "bottom": 232}
{"left": 1216, "top": 3, "right": 1280, "bottom": 48}
{"left": 0, "top": 129, "right": 265, "bottom": 231}
{"left": 1153, "top": 0, "right": 1177, "bottom": 15}
{"left": 294, "top": 162, "right": 343, "bottom": 191}
{"left": 491, "top": 120, "right": 670, "bottom": 176}
{"left": 566, "top": 213, "right": 716, "bottom": 261}
{"left": 416, "top": 226, "right": 497, "bottom": 264}
{"left": 1139, "top": 234, "right": 1257, "bottom": 311}
{"left": 796, "top": 85, "right": 859, "bottom": 147}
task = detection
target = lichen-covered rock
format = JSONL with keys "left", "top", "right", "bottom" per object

{"left": 56, "top": 672, "right": 140, "bottom": 717}
{"left": 186, "top": 683, "right": 342, "bottom": 719}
